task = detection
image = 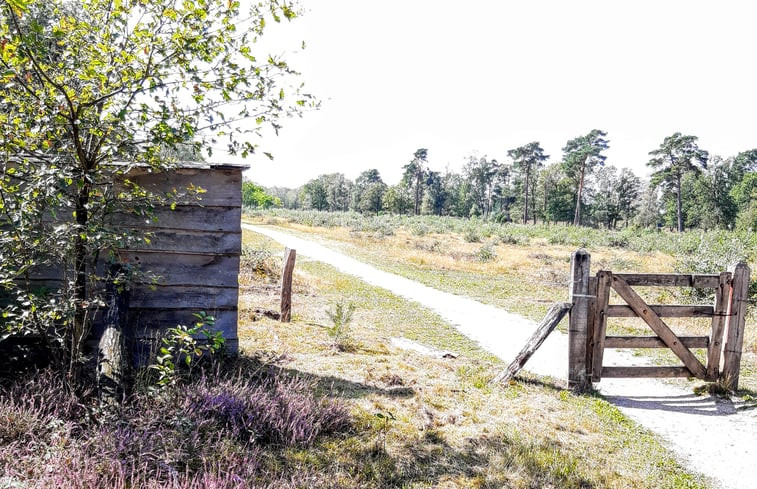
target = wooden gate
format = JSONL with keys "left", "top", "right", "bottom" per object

{"left": 568, "top": 250, "right": 751, "bottom": 390}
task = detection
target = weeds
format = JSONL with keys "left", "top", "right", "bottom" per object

{"left": 149, "top": 312, "right": 225, "bottom": 390}
{"left": 325, "top": 301, "right": 356, "bottom": 350}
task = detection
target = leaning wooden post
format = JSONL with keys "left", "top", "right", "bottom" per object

{"left": 492, "top": 302, "right": 572, "bottom": 383}
{"left": 280, "top": 248, "right": 297, "bottom": 323}
{"left": 722, "top": 262, "right": 750, "bottom": 390}
{"left": 568, "top": 250, "right": 591, "bottom": 389}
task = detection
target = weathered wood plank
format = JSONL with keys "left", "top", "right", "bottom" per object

{"left": 606, "top": 304, "right": 715, "bottom": 318}
{"left": 128, "top": 285, "right": 238, "bottom": 309}
{"left": 28, "top": 253, "right": 240, "bottom": 287}
{"left": 127, "top": 308, "right": 238, "bottom": 339}
{"left": 722, "top": 263, "right": 751, "bottom": 389}
{"left": 119, "top": 168, "right": 242, "bottom": 206}
{"left": 602, "top": 366, "right": 693, "bottom": 378}
{"left": 119, "top": 252, "right": 240, "bottom": 287}
{"left": 112, "top": 206, "right": 241, "bottom": 232}
{"left": 568, "top": 250, "right": 591, "bottom": 389}
{"left": 610, "top": 274, "right": 708, "bottom": 379}
{"left": 614, "top": 273, "right": 721, "bottom": 288}
{"left": 707, "top": 272, "right": 730, "bottom": 380}
{"left": 591, "top": 271, "right": 612, "bottom": 381}
{"left": 604, "top": 336, "right": 709, "bottom": 349}
{"left": 121, "top": 230, "right": 242, "bottom": 255}
{"left": 280, "top": 248, "right": 296, "bottom": 323}
{"left": 585, "top": 276, "right": 598, "bottom": 376}
{"left": 493, "top": 302, "right": 571, "bottom": 383}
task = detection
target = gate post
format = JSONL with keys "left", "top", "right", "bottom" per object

{"left": 568, "top": 250, "right": 591, "bottom": 389}
{"left": 722, "top": 262, "right": 750, "bottom": 390}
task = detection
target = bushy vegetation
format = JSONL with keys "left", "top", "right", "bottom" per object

{"left": 249, "top": 209, "right": 757, "bottom": 265}
{"left": 0, "top": 359, "right": 351, "bottom": 488}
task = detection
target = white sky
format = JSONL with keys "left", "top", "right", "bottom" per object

{"left": 215, "top": 0, "right": 757, "bottom": 188}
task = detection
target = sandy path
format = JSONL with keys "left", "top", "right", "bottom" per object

{"left": 243, "top": 224, "right": 757, "bottom": 489}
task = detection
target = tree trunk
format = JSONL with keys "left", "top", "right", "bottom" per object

{"left": 72, "top": 183, "right": 90, "bottom": 380}
{"left": 573, "top": 163, "right": 586, "bottom": 226}
{"left": 676, "top": 173, "right": 683, "bottom": 232}
{"left": 523, "top": 169, "right": 530, "bottom": 224}
{"left": 97, "top": 265, "right": 130, "bottom": 411}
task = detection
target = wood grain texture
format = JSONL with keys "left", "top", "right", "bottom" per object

{"left": 121, "top": 230, "right": 242, "bottom": 255}
{"left": 493, "top": 302, "right": 571, "bottom": 383}
{"left": 707, "top": 272, "right": 730, "bottom": 380}
{"left": 606, "top": 304, "right": 715, "bottom": 318}
{"left": 613, "top": 273, "right": 720, "bottom": 288}
{"left": 568, "top": 250, "right": 591, "bottom": 389}
{"left": 610, "top": 274, "right": 708, "bottom": 379}
{"left": 127, "top": 309, "right": 239, "bottom": 339}
{"left": 602, "top": 366, "right": 693, "bottom": 378}
{"left": 112, "top": 206, "right": 241, "bottom": 232}
{"left": 722, "top": 263, "right": 750, "bottom": 389}
{"left": 118, "top": 252, "right": 240, "bottom": 287}
{"left": 280, "top": 248, "right": 296, "bottom": 323}
{"left": 119, "top": 168, "right": 242, "bottom": 206}
{"left": 604, "top": 336, "right": 708, "bottom": 349}
{"left": 591, "top": 271, "right": 612, "bottom": 381}
{"left": 128, "top": 285, "right": 238, "bottom": 309}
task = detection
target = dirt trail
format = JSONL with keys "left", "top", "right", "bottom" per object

{"left": 243, "top": 224, "right": 757, "bottom": 489}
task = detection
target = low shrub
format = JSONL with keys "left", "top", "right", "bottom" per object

{"left": 0, "top": 358, "right": 351, "bottom": 488}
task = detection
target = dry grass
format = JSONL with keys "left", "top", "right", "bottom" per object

{"left": 245, "top": 216, "right": 757, "bottom": 393}
{"left": 237, "top": 228, "right": 708, "bottom": 488}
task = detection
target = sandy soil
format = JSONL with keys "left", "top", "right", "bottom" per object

{"left": 243, "top": 224, "right": 757, "bottom": 489}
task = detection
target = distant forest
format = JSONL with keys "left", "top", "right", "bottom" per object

{"left": 244, "top": 131, "right": 756, "bottom": 232}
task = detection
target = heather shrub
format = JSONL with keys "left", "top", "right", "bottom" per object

{"left": 0, "top": 358, "right": 351, "bottom": 487}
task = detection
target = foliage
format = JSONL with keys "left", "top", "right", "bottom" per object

{"left": 0, "top": 0, "right": 311, "bottom": 381}
{"left": 648, "top": 133, "right": 709, "bottom": 232}
{"left": 325, "top": 301, "right": 356, "bottom": 349}
{"left": 508, "top": 141, "right": 548, "bottom": 224}
{"left": 242, "top": 181, "right": 282, "bottom": 209}
{"left": 402, "top": 148, "right": 428, "bottom": 215}
{"left": 561, "top": 129, "right": 609, "bottom": 226}
{"left": 472, "top": 243, "right": 497, "bottom": 262}
{"left": 241, "top": 244, "right": 279, "bottom": 279}
{"left": 150, "top": 312, "right": 225, "bottom": 389}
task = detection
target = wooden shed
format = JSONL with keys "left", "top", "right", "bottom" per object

{"left": 108, "top": 161, "right": 247, "bottom": 352}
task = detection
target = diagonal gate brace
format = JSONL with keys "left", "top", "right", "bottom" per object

{"left": 610, "top": 275, "right": 707, "bottom": 379}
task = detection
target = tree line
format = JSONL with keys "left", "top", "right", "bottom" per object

{"left": 245, "top": 130, "right": 757, "bottom": 232}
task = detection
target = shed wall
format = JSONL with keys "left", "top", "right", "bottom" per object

{"left": 113, "top": 165, "right": 242, "bottom": 351}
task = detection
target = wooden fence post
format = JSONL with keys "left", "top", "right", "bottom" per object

{"left": 280, "top": 248, "right": 297, "bottom": 323}
{"left": 568, "top": 250, "right": 591, "bottom": 389}
{"left": 722, "top": 262, "right": 750, "bottom": 390}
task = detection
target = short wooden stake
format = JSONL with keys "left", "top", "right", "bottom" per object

{"left": 492, "top": 302, "right": 571, "bottom": 383}
{"left": 568, "top": 250, "right": 591, "bottom": 389}
{"left": 722, "top": 262, "right": 750, "bottom": 390}
{"left": 280, "top": 248, "right": 297, "bottom": 323}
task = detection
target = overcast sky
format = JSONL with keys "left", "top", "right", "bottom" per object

{"left": 215, "top": 0, "right": 757, "bottom": 188}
